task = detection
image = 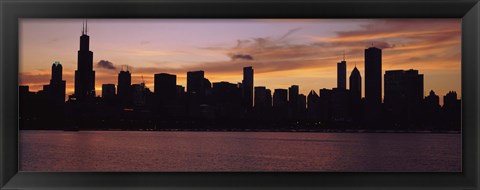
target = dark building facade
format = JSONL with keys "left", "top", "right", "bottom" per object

{"left": 48, "top": 61, "right": 66, "bottom": 105}
{"left": 101, "top": 84, "right": 116, "bottom": 101}
{"left": 154, "top": 73, "right": 177, "bottom": 106}
{"left": 117, "top": 70, "right": 132, "bottom": 107}
{"left": 349, "top": 66, "right": 362, "bottom": 102}
{"left": 74, "top": 22, "right": 95, "bottom": 101}
{"left": 337, "top": 60, "right": 347, "bottom": 90}
{"left": 319, "top": 88, "right": 333, "bottom": 122}
{"left": 364, "top": 47, "right": 382, "bottom": 121}
{"left": 212, "top": 81, "right": 242, "bottom": 118}
{"left": 307, "top": 90, "right": 320, "bottom": 119}
{"left": 349, "top": 66, "right": 362, "bottom": 121}
{"left": 273, "top": 89, "right": 288, "bottom": 118}
{"left": 187, "top": 71, "right": 205, "bottom": 95}
{"left": 288, "top": 85, "right": 299, "bottom": 118}
{"left": 242, "top": 66, "right": 254, "bottom": 112}
{"left": 384, "top": 69, "right": 424, "bottom": 123}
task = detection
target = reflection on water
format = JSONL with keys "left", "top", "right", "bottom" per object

{"left": 20, "top": 131, "right": 461, "bottom": 172}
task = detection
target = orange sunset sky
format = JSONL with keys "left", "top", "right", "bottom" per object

{"left": 19, "top": 19, "right": 461, "bottom": 103}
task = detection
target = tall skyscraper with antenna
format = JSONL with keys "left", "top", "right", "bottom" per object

{"left": 74, "top": 20, "right": 96, "bottom": 102}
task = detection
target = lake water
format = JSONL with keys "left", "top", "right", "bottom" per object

{"left": 20, "top": 130, "right": 461, "bottom": 172}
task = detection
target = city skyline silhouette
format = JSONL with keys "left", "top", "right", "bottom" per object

{"left": 19, "top": 19, "right": 461, "bottom": 131}
{"left": 19, "top": 19, "right": 461, "bottom": 104}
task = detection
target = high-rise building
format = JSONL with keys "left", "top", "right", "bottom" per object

{"left": 132, "top": 83, "right": 147, "bottom": 108}
{"left": 384, "top": 69, "right": 424, "bottom": 122}
{"left": 337, "top": 59, "right": 347, "bottom": 90}
{"left": 273, "top": 89, "right": 288, "bottom": 108}
{"left": 101, "top": 84, "right": 116, "bottom": 100}
{"left": 187, "top": 70, "right": 205, "bottom": 95}
{"left": 48, "top": 61, "right": 66, "bottom": 104}
{"left": 273, "top": 88, "right": 288, "bottom": 118}
{"left": 242, "top": 66, "right": 254, "bottom": 112}
{"left": 265, "top": 89, "right": 272, "bottom": 108}
{"left": 288, "top": 85, "right": 299, "bottom": 118}
{"left": 364, "top": 46, "right": 382, "bottom": 121}
{"left": 254, "top": 86, "right": 267, "bottom": 110}
{"left": 154, "top": 73, "right": 177, "bottom": 105}
{"left": 212, "top": 81, "right": 242, "bottom": 117}
{"left": 349, "top": 66, "right": 362, "bottom": 121}
{"left": 442, "top": 91, "right": 461, "bottom": 127}
{"left": 443, "top": 91, "right": 460, "bottom": 111}
{"left": 297, "top": 94, "right": 307, "bottom": 117}
{"left": 425, "top": 90, "right": 440, "bottom": 109}
{"left": 74, "top": 21, "right": 95, "bottom": 101}
{"left": 117, "top": 69, "right": 132, "bottom": 107}
{"left": 349, "top": 66, "right": 362, "bottom": 101}
{"left": 307, "top": 90, "right": 320, "bottom": 119}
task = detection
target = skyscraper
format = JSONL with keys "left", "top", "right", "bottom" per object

{"left": 101, "top": 84, "right": 116, "bottom": 100}
{"left": 74, "top": 21, "right": 95, "bottom": 102}
{"left": 337, "top": 58, "right": 347, "bottom": 90}
{"left": 364, "top": 46, "right": 382, "bottom": 121}
{"left": 307, "top": 90, "right": 320, "bottom": 119}
{"left": 349, "top": 66, "right": 362, "bottom": 101}
{"left": 349, "top": 66, "right": 362, "bottom": 121}
{"left": 154, "top": 73, "right": 177, "bottom": 105}
{"left": 254, "top": 86, "right": 267, "bottom": 110}
{"left": 118, "top": 69, "right": 132, "bottom": 107}
{"left": 48, "top": 61, "right": 66, "bottom": 105}
{"left": 288, "top": 85, "right": 299, "bottom": 118}
{"left": 187, "top": 70, "right": 205, "bottom": 95}
{"left": 273, "top": 88, "right": 288, "bottom": 118}
{"left": 384, "top": 69, "right": 424, "bottom": 122}
{"left": 242, "top": 66, "right": 254, "bottom": 112}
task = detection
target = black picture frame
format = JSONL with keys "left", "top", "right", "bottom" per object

{"left": 1, "top": 0, "right": 479, "bottom": 189}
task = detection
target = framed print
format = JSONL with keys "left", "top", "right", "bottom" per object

{"left": 1, "top": 0, "right": 479, "bottom": 189}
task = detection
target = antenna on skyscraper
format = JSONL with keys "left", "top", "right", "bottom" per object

{"left": 82, "top": 20, "right": 85, "bottom": 35}
{"left": 343, "top": 50, "right": 346, "bottom": 61}
{"left": 85, "top": 19, "right": 88, "bottom": 34}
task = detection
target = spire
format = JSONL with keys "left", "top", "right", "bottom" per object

{"left": 85, "top": 19, "right": 88, "bottom": 34}
{"left": 343, "top": 50, "right": 345, "bottom": 61}
{"left": 82, "top": 20, "right": 85, "bottom": 35}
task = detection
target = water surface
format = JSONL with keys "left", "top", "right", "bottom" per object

{"left": 20, "top": 131, "right": 461, "bottom": 172}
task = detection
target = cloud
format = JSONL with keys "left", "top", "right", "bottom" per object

{"left": 96, "top": 60, "right": 116, "bottom": 70}
{"left": 229, "top": 54, "right": 254, "bottom": 61}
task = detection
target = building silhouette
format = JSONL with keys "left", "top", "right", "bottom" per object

{"left": 118, "top": 69, "right": 132, "bottom": 107}
{"left": 212, "top": 81, "right": 242, "bottom": 118}
{"left": 187, "top": 71, "right": 205, "bottom": 96}
{"left": 307, "top": 90, "right": 320, "bottom": 119}
{"left": 424, "top": 90, "right": 440, "bottom": 124}
{"left": 297, "top": 94, "right": 307, "bottom": 120}
{"left": 132, "top": 83, "right": 148, "bottom": 108}
{"left": 349, "top": 66, "right": 362, "bottom": 122}
{"left": 331, "top": 88, "right": 349, "bottom": 121}
{"left": 364, "top": 46, "right": 382, "bottom": 122}
{"left": 18, "top": 24, "right": 463, "bottom": 132}
{"left": 101, "top": 84, "right": 116, "bottom": 101}
{"left": 74, "top": 21, "right": 95, "bottom": 101}
{"left": 442, "top": 91, "right": 461, "bottom": 129}
{"left": 349, "top": 66, "right": 361, "bottom": 102}
{"left": 154, "top": 73, "right": 177, "bottom": 106}
{"left": 384, "top": 69, "right": 424, "bottom": 123}
{"left": 337, "top": 58, "right": 347, "bottom": 90}
{"left": 288, "top": 85, "right": 299, "bottom": 118}
{"left": 273, "top": 89, "right": 288, "bottom": 118}
{"left": 242, "top": 66, "right": 254, "bottom": 113}
{"left": 46, "top": 61, "right": 66, "bottom": 105}
{"left": 319, "top": 88, "right": 333, "bottom": 122}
